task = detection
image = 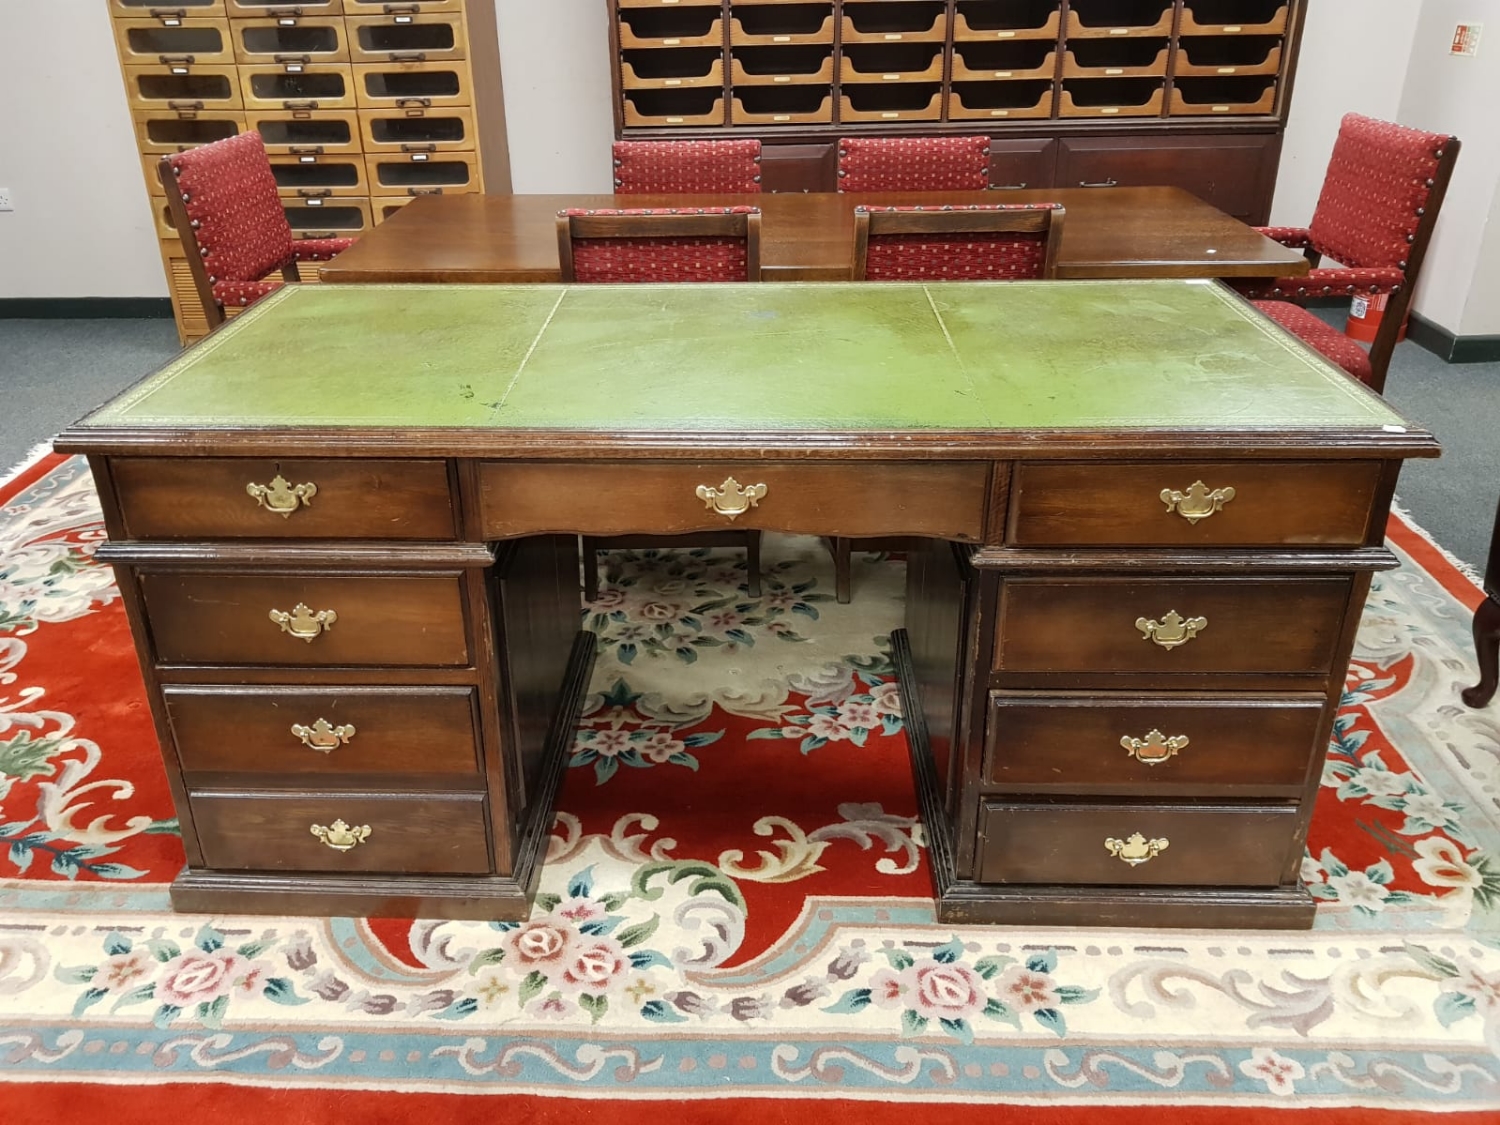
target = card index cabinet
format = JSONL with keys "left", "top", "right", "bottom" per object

{"left": 609, "top": 0, "right": 1306, "bottom": 218}
{"left": 108, "top": 0, "right": 509, "bottom": 343}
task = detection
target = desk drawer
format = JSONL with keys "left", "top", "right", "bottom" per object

{"left": 165, "top": 685, "right": 479, "bottom": 778}
{"left": 984, "top": 692, "right": 1325, "bottom": 794}
{"left": 110, "top": 457, "right": 455, "bottom": 539}
{"left": 978, "top": 801, "right": 1299, "bottom": 885}
{"left": 995, "top": 577, "right": 1350, "bottom": 675}
{"left": 1008, "top": 461, "right": 1382, "bottom": 547}
{"left": 191, "top": 789, "right": 490, "bottom": 873}
{"left": 478, "top": 460, "right": 991, "bottom": 540}
{"left": 141, "top": 573, "right": 470, "bottom": 666}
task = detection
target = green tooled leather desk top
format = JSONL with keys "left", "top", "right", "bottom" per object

{"left": 78, "top": 281, "right": 1411, "bottom": 435}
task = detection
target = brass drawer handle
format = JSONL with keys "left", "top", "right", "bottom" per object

{"left": 311, "top": 818, "right": 370, "bottom": 851}
{"left": 1105, "top": 831, "right": 1169, "bottom": 865}
{"left": 247, "top": 473, "right": 317, "bottom": 516}
{"left": 291, "top": 718, "right": 355, "bottom": 752}
{"left": 270, "top": 602, "right": 337, "bottom": 641}
{"left": 1121, "top": 729, "right": 1188, "bottom": 765}
{"left": 695, "top": 476, "right": 766, "bottom": 521}
{"left": 1161, "top": 479, "right": 1235, "bottom": 523}
{"left": 1137, "top": 610, "right": 1206, "bottom": 649}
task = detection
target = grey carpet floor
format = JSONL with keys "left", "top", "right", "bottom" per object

{"left": 1, "top": 314, "right": 1496, "bottom": 567}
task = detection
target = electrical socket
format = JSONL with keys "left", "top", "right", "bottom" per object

{"left": 0, "top": 189, "right": 12, "bottom": 211}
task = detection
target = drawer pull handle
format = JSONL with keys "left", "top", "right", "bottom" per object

{"left": 247, "top": 473, "right": 317, "bottom": 515}
{"left": 1121, "top": 729, "right": 1189, "bottom": 765}
{"left": 311, "top": 818, "right": 371, "bottom": 851}
{"left": 695, "top": 476, "right": 767, "bottom": 521}
{"left": 1161, "top": 479, "right": 1235, "bottom": 523}
{"left": 1136, "top": 610, "right": 1206, "bottom": 649}
{"left": 270, "top": 603, "right": 338, "bottom": 641}
{"left": 1105, "top": 832, "right": 1169, "bottom": 866}
{"left": 291, "top": 718, "right": 356, "bottom": 753}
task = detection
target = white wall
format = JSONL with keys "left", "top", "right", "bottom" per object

{"left": 1396, "top": 0, "right": 1500, "bottom": 336}
{"left": 493, "top": 0, "right": 615, "bottom": 194}
{"left": 1270, "top": 0, "right": 1422, "bottom": 228}
{"left": 0, "top": 2, "right": 167, "bottom": 299}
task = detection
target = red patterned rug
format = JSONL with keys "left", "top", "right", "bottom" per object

{"left": 1, "top": 451, "right": 1497, "bottom": 1121}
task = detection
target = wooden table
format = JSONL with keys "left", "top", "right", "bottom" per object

{"left": 58, "top": 279, "right": 1429, "bottom": 929}
{"left": 322, "top": 187, "right": 1310, "bottom": 284}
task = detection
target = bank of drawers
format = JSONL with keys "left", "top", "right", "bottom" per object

{"left": 114, "top": 456, "right": 494, "bottom": 878}
{"left": 111, "top": 1, "right": 486, "bottom": 342}
{"left": 978, "top": 457, "right": 1372, "bottom": 892}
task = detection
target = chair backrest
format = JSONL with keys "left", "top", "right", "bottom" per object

{"left": 1309, "top": 113, "right": 1454, "bottom": 272}
{"left": 556, "top": 207, "right": 762, "bottom": 283}
{"left": 612, "top": 140, "right": 763, "bottom": 194}
{"left": 837, "top": 136, "right": 991, "bottom": 192}
{"left": 852, "top": 204, "right": 1065, "bottom": 282}
{"left": 161, "top": 131, "right": 293, "bottom": 286}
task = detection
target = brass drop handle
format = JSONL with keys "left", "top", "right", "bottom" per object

{"left": 270, "top": 603, "right": 337, "bottom": 641}
{"left": 1137, "top": 610, "right": 1206, "bottom": 649}
{"left": 695, "top": 476, "right": 767, "bottom": 521}
{"left": 1105, "top": 832, "right": 1169, "bottom": 866}
{"left": 1161, "top": 480, "right": 1235, "bottom": 523}
{"left": 247, "top": 473, "right": 317, "bottom": 516}
{"left": 291, "top": 718, "right": 355, "bottom": 753}
{"left": 311, "top": 819, "right": 371, "bottom": 851}
{"left": 1121, "top": 729, "right": 1189, "bottom": 765}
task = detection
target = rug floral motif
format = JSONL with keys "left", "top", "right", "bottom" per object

{"left": 1, "top": 454, "right": 1498, "bottom": 1109}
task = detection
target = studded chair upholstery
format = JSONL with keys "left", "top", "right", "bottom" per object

{"left": 556, "top": 207, "right": 761, "bottom": 283}
{"left": 160, "top": 131, "right": 354, "bottom": 329}
{"left": 837, "top": 136, "right": 991, "bottom": 192}
{"left": 853, "top": 203, "right": 1065, "bottom": 281}
{"left": 1241, "top": 114, "right": 1460, "bottom": 392}
{"left": 557, "top": 205, "right": 763, "bottom": 601}
{"left": 612, "top": 140, "right": 763, "bottom": 194}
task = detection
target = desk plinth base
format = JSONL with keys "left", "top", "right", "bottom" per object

{"left": 170, "top": 870, "right": 539, "bottom": 921}
{"left": 930, "top": 879, "right": 1317, "bottom": 930}
{"left": 169, "top": 631, "right": 597, "bottom": 923}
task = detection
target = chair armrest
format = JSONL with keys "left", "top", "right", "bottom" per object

{"left": 1235, "top": 267, "right": 1406, "bottom": 301}
{"left": 1254, "top": 226, "right": 1312, "bottom": 249}
{"left": 292, "top": 237, "right": 357, "bottom": 262}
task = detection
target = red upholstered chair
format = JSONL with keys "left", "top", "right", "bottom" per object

{"left": 852, "top": 203, "right": 1065, "bottom": 281}
{"left": 556, "top": 206, "right": 761, "bottom": 283}
{"left": 1241, "top": 114, "right": 1460, "bottom": 393}
{"left": 159, "top": 131, "right": 354, "bottom": 329}
{"left": 556, "top": 205, "right": 763, "bottom": 602}
{"left": 612, "top": 140, "right": 762, "bottom": 194}
{"left": 837, "top": 136, "right": 991, "bottom": 192}
{"left": 837, "top": 201, "right": 1062, "bottom": 602}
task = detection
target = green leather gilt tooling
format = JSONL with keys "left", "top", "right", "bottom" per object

{"left": 85, "top": 281, "right": 1406, "bottom": 432}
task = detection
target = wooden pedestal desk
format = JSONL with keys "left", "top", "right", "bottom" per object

{"left": 56, "top": 279, "right": 1437, "bottom": 929}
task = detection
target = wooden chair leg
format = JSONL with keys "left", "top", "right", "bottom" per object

{"left": 745, "top": 531, "right": 762, "bottom": 598}
{"left": 582, "top": 536, "right": 600, "bottom": 603}
{"left": 833, "top": 536, "right": 851, "bottom": 605}
{"left": 1462, "top": 596, "right": 1500, "bottom": 708}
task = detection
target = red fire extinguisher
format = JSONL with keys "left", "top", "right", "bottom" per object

{"left": 1346, "top": 293, "right": 1408, "bottom": 344}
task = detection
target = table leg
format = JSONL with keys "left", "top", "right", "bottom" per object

{"left": 1462, "top": 596, "right": 1500, "bottom": 708}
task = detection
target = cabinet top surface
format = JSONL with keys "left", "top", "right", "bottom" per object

{"left": 71, "top": 280, "right": 1415, "bottom": 445}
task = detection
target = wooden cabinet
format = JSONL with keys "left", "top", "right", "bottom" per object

{"left": 107, "top": 0, "right": 506, "bottom": 344}
{"left": 608, "top": 0, "right": 1307, "bottom": 221}
{"left": 1054, "top": 131, "right": 1282, "bottom": 220}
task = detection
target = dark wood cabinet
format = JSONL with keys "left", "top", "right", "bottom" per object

{"left": 1054, "top": 131, "right": 1283, "bottom": 221}
{"left": 609, "top": 0, "right": 1308, "bottom": 223}
{"left": 986, "top": 137, "right": 1058, "bottom": 191}
{"left": 760, "top": 141, "right": 838, "bottom": 192}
